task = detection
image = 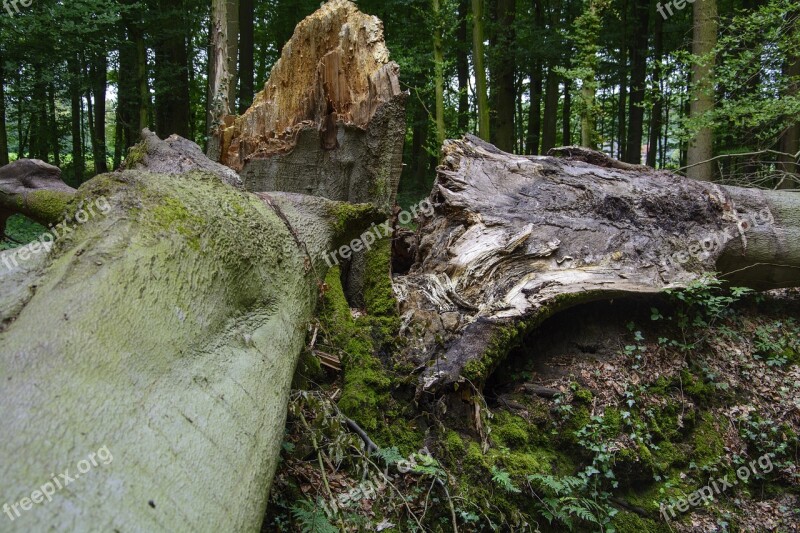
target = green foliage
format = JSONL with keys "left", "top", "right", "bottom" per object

{"left": 1, "top": 215, "right": 46, "bottom": 251}
{"left": 491, "top": 466, "right": 521, "bottom": 494}
{"left": 290, "top": 499, "right": 338, "bottom": 533}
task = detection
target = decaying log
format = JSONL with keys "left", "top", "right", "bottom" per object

{"left": 0, "top": 131, "right": 380, "bottom": 531}
{"left": 212, "top": 0, "right": 406, "bottom": 212}
{"left": 395, "top": 136, "right": 800, "bottom": 395}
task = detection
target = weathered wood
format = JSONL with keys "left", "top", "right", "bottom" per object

{"left": 212, "top": 0, "right": 406, "bottom": 212}
{"left": 394, "top": 135, "right": 800, "bottom": 394}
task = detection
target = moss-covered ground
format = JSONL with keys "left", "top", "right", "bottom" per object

{"left": 266, "top": 261, "right": 800, "bottom": 532}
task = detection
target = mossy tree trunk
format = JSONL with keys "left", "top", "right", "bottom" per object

{"left": 0, "top": 132, "right": 379, "bottom": 531}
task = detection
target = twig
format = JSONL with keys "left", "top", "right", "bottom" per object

{"left": 344, "top": 417, "right": 379, "bottom": 454}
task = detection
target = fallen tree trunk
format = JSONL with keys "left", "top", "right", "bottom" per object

{"left": 395, "top": 136, "right": 800, "bottom": 394}
{"left": 0, "top": 133, "right": 378, "bottom": 531}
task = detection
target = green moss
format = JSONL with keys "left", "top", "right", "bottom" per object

{"left": 491, "top": 411, "right": 531, "bottom": 448}
{"left": 444, "top": 430, "right": 465, "bottom": 458}
{"left": 497, "top": 449, "right": 555, "bottom": 478}
{"left": 691, "top": 413, "right": 725, "bottom": 469}
{"left": 603, "top": 407, "right": 623, "bottom": 435}
{"left": 573, "top": 386, "right": 593, "bottom": 404}
{"left": 25, "top": 190, "right": 74, "bottom": 224}
{"left": 463, "top": 320, "right": 535, "bottom": 382}
{"left": 612, "top": 511, "right": 670, "bottom": 533}
{"left": 465, "top": 441, "right": 490, "bottom": 471}
{"left": 149, "top": 196, "right": 205, "bottom": 250}
{"left": 319, "top": 266, "right": 391, "bottom": 432}
{"left": 123, "top": 141, "right": 148, "bottom": 168}
{"left": 681, "top": 369, "right": 717, "bottom": 406}
{"left": 327, "top": 201, "right": 381, "bottom": 240}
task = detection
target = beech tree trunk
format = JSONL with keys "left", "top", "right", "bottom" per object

{"left": 686, "top": 0, "right": 717, "bottom": 181}
{"left": 0, "top": 133, "right": 379, "bottom": 532}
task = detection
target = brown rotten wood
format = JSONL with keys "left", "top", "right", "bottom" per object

{"left": 211, "top": 0, "right": 406, "bottom": 212}
{"left": 394, "top": 136, "right": 800, "bottom": 394}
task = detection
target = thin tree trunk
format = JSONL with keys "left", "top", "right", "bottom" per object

{"left": 471, "top": 0, "right": 490, "bottom": 141}
{"left": 226, "top": 0, "right": 239, "bottom": 112}
{"left": 527, "top": 60, "right": 542, "bottom": 155}
{"left": 686, "top": 0, "right": 717, "bottom": 181}
{"left": 68, "top": 55, "right": 84, "bottom": 182}
{"left": 562, "top": 78, "right": 571, "bottom": 146}
{"left": 433, "top": 0, "right": 446, "bottom": 148}
{"left": 456, "top": 0, "right": 470, "bottom": 132}
{"left": 647, "top": 11, "right": 664, "bottom": 168}
{"left": 0, "top": 47, "right": 9, "bottom": 166}
{"left": 154, "top": 0, "right": 190, "bottom": 138}
{"left": 48, "top": 83, "right": 60, "bottom": 168}
{"left": 91, "top": 54, "right": 109, "bottom": 174}
{"left": 492, "top": 0, "right": 516, "bottom": 152}
{"left": 238, "top": 0, "right": 254, "bottom": 113}
{"left": 541, "top": 64, "right": 559, "bottom": 152}
{"left": 778, "top": 7, "right": 799, "bottom": 189}
{"left": 625, "top": 0, "right": 649, "bottom": 163}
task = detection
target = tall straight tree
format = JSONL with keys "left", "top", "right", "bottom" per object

{"left": 574, "top": 0, "right": 604, "bottom": 149}
{"left": 686, "top": 0, "right": 717, "bottom": 181}
{"left": 624, "top": 0, "right": 650, "bottom": 163}
{"left": 154, "top": 0, "right": 191, "bottom": 138}
{"left": 472, "top": 0, "right": 491, "bottom": 141}
{"left": 491, "top": 0, "right": 516, "bottom": 152}
{"left": 0, "top": 45, "right": 8, "bottom": 166}
{"left": 778, "top": 7, "right": 799, "bottom": 189}
{"left": 68, "top": 55, "right": 84, "bottom": 182}
{"left": 433, "top": 0, "right": 446, "bottom": 147}
{"left": 90, "top": 52, "right": 108, "bottom": 174}
{"left": 238, "top": 0, "right": 255, "bottom": 113}
{"left": 456, "top": 0, "right": 471, "bottom": 132}
{"left": 646, "top": 10, "right": 664, "bottom": 168}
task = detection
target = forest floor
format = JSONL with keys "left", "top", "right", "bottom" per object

{"left": 264, "top": 266, "right": 800, "bottom": 532}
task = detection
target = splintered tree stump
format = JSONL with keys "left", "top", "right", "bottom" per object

{"left": 211, "top": 0, "right": 406, "bottom": 212}
{"left": 394, "top": 136, "right": 800, "bottom": 394}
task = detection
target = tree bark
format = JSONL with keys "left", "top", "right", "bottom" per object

{"left": 686, "top": 0, "right": 717, "bottom": 181}
{"left": 491, "top": 0, "right": 516, "bottom": 152}
{"left": 646, "top": 11, "right": 664, "bottom": 168}
{"left": 778, "top": 6, "right": 799, "bottom": 189}
{"left": 394, "top": 136, "right": 800, "bottom": 394}
{"left": 153, "top": 0, "right": 191, "bottom": 139}
{"left": 624, "top": 0, "right": 649, "bottom": 164}
{"left": 472, "top": 0, "right": 491, "bottom": 141}
{"left": 68, "top": 55, "right": 84, "bottom": 183}
{"left": 91, "top": 53, "right": 109, "bottom": 175}
{"left": 238, "top": 0, "right": 255, "bottom": 113}
{"left": 0, "top": 46, "right": 9, "bottom": 166}
{"left": 433, "top": 0, "right": 446, "bottom": 147}
{"left": 456, "top": 0, "right": 471, "bottom": 132}
{"left": 541, "top": 64, "right": 559, "bottom": 152}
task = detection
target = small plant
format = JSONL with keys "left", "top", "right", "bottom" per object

{"left": 291, "top": 499, "right": 338, "bottom": 533}
{"left": 491, "top": 466, "right": 521, "bottom": 494}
